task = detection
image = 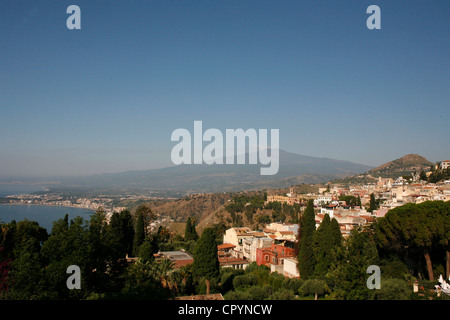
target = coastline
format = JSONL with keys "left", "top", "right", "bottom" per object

{"left": 0, "top": 202, "right": 96, "bottom": 212}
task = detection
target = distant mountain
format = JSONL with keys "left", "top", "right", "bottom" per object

{"left": 47, "top": 150, "right": 373, "bottom": 194}
{"left": 332, "top": 154, "right": 434, "bottom": 184}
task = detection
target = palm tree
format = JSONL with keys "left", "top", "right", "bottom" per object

{"left": 156, "top": 258, "right": 175, "bottom": 289}
{"left": 177, "top": 264, "right": 192, "bottom": 287}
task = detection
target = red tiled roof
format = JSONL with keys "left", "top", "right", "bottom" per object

{"left": 217, "top": 243, "right": 236, "bottom": 250}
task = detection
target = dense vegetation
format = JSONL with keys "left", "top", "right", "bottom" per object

{"left": 224, "top": 193, "right": 302, "bottom": 227}
{"left": 0, "top": 200, "right": 449, "bottom": 300}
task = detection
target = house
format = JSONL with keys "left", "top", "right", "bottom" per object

{"left": 266, "top": 222, "right": 299, "bottom": 235}
{"left": 256, "top": 241, "right": 296, "bottom": 272}
{"left": 222, "top": 227, "right": 253, "bottom": 259}
{"left": 283, "top": 258, "right": 300, "bottom": 278}
{"left": 265, "top": 187, "right": 303, "bottom": 205}
{"left": 314, "top": 194, "right": 333, "bottom": 206}
{"left": 219, "top": 256, "right": 250, "bottom": 270}
{"left": 153, "top": 250, "right": 194, "bottom": 268}
{"left": 242, "top": 236, "right": 273, "bottom": 261}
{"left": 217, "top": 243, "right": 236, "bottom": 256}
{"left": 217, "top": 243, "right": 249, "bottom": 270}
{"left": 440, "top": 160, "right": 450, "bottom": 170}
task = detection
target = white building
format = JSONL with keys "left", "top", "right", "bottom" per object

{"left": 314, "top": 195, "right": 332, "bottom": 206}
{"left": 283, "top": 258, "right": 300, "bottom": 278}
{"left": 243, "top": 236, "right": 274, "bottom": 262}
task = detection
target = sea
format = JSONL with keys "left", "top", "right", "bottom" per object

{"left": 0, "top": 184, "right": 94, "bottom": 232}
{"left": 0, "top": 204, "right": 94, "bottom": 233}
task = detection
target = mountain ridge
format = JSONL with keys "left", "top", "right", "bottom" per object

{"left": 42, "top": 149, "right": 373, "bottom": 193}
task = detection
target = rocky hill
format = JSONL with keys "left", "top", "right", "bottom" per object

{"left": 368, "top": 154, "right": 434, "bottom": 178}
{"left": 332, "top": 154, "right": 435, "bottom": 184}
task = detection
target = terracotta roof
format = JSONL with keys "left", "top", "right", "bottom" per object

{"left": 219, "top": 257, "right": 249, "bottom": 265}
{"left": 218, "top": 243, "right": 236, "bottom": 250}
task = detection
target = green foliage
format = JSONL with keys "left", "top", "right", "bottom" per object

{"left": 184, "top": 217, "right": 199, "bottom": 241}
{"left": 338, "top": 195, "right": 361, "bottom": 207}
{"left": 193, "top": 228, "right": 219, "bottom": 283}
{"left": 313, "top": 214, "right": 343, "bottom": 277}
{"left": 374, "top": 278, "right": 411, "bottom": 300}
{"left": 298, "top": 199, "right": 316, "bottom": 279}
{"left": 107, "top": 210, "right": 135, "bottom": 259}
{"left": 299, "top": 279, "right": 328, "bottom": 299}
{"left": 225, "top": 194, "right": 266, "bottom": 225}
{"left": 133, "top": 211, "right": 146, "bottom": 257}
{"left": 375, "top": 201, "right": 449, "bottom": 280}
{"left": 326, "top": 227, "right": 380, "bottom": 300}
{"left": 2, "top": 199, "right": 448, "bottom": 300}
{"left": 368, "top": 193, "right": 378, "bottom": 212}
{"left": 137, "top": 239, "right": 155, "bottom": 263}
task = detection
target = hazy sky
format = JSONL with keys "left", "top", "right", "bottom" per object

{"left": 0, "top": 0, "right": 449, "bottom": 178}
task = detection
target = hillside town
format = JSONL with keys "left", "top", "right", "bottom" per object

{"left": 216, "top": 162, "right": 450, "bottom": 279}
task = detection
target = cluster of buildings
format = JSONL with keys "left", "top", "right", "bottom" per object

{"left": 4, "top": 192, "right": 125, "bottom": 212}
{"left": 218, "top": 223, "right": 300, "bottom": 278}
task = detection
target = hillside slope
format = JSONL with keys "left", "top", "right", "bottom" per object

{"left": 332, "top": 154, "right": 434, "bottom": 184}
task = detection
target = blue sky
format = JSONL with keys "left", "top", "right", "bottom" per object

{"left": 0, "top": 0, "right": 449, "bottom": 178}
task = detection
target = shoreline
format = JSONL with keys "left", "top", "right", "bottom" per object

{"left": 0, "top": 202, "right": 96, "bottom": 212}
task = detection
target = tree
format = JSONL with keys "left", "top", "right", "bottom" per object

{"left": 374, "top": 278, "right": 411, "bottom": 300}
{"left": 419, "top": 169, "right": 427, "bottom": 181}
{"left": 327, "top": 227, "right": 380, "bottom": 300}
{"left": 87, "top": 207, "right": 110, "bottom": 293}
{"left": 368, "top": 193, "right": 377, "bottom": 213}
{"left": 375, "top": 201, "right": 449, "bottom": 281}
{"left": 185, "top": 217, "right": 198, "bottom": 241}
{"left": 133, "top": 211, "right": 146, "bottom": 257}
{"left": 299, "top": 279, "right": 328, "bottom": 300}
{"left": 107, "top": 210, "right": 135, "bottom": 258}
{"left": 298, "top": 199, "right": 316, "bottom": 279}
{"left": 313, "top": 214, "right": 343, "bottom": 277}
{"left": 40, "top": 216, "right": 91, "bottom": 299}
{"left": 138, "top": 238, "right": 155, "bottom": 263}
{"left": 135, "top": 204, "right": 155, "bottom": 226}
{"left": 193, "top": 228, "right": 220, "bottom": 295}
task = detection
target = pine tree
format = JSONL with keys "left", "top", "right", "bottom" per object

{"left": 193, "top": 228, "right": 219, "bottom": 295}
{"left": 298, "top": 199, "right": 316, "bottom": 279}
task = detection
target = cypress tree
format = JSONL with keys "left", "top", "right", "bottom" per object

{"left": 185, "top": 217, "right": 199, "bottom": 241}
{"left": 185, "top": 217, "right": 192, "bottom": 240}
{"left": 133, "top": 212, "right": 146, "bottom": 257}
{"left": 193, "top": 228, "right": 219, "bottom": 295}
{"left": 330, "top": 217, "right": 343, "bottom": 247}
{"left": 314, "top": 215, "right": 343, "bottom": 277}
{"left": 190, "top": 217, "right": 198, "bottom": 241}
{"left": 313, "top": 214, "right": 331, "bottom": 276}
{"left": 298, "top": 199, "right": 316, "bottom": 279}
{"left": 369, "top": 193, "right": 377, "bottom": 212}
